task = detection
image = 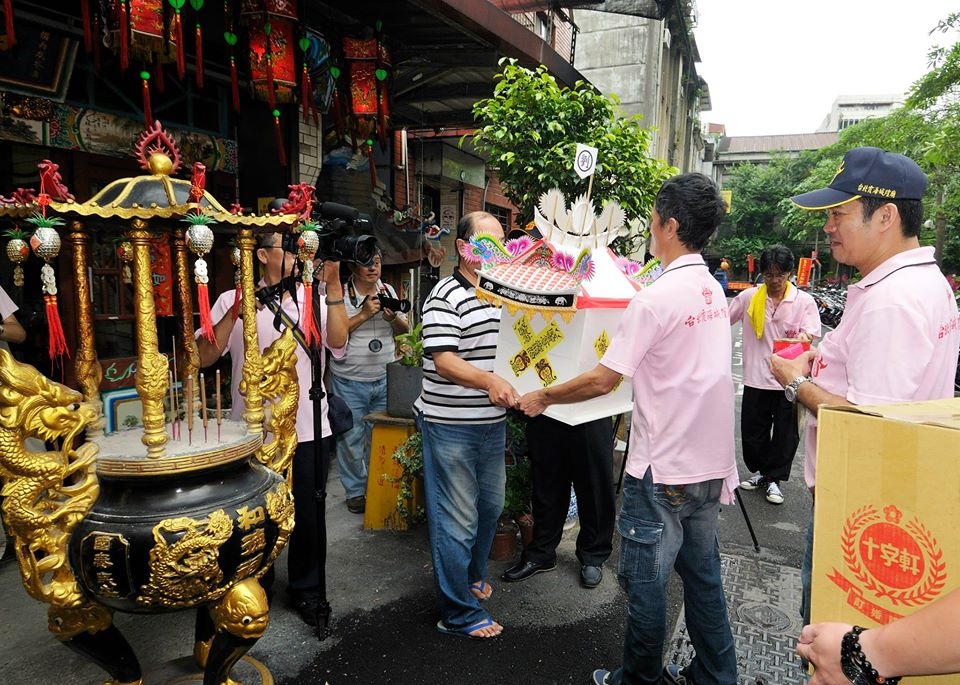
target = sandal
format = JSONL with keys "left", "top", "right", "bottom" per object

{"left": 436, "top": 618, "right": 502, "bottom": 640}
{"left": 469, "top": 580, "right": 493, "bottom": 601}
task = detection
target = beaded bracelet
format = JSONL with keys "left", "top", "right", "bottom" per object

{"left": 840, "top": 626, "right": 901, "bottom": 685}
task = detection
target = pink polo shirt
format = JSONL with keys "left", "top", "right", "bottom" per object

{"left": 202, "top": 285, "right": 346, "bottom": 441}
{"left": 601, "top": 253, "right": 739, "bottom": 504}
{"left": 803, "top": 246, "right": 960, "bottom": 487}
{"left": 729, "top": 284, "right": 822, "bottom": 389}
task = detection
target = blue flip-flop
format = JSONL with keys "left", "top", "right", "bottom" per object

{"left": 469, "top": 580, "right": 492, "bottom": 601}
{"left": 436, "top": 618, "right": 501, "bottom": 640}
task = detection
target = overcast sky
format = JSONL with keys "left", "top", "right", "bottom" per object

{"left": 694, "top": 1, "right": 959, "bottom": 137}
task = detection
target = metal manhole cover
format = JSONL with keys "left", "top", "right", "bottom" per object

{"left": 736, "top": 602, "right": 793, "bottom": 633}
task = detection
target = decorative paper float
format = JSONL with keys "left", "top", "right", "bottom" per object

{"left": 472, "top": 189, "right": 659, "bottom": 426}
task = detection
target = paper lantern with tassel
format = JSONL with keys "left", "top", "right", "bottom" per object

{"left": 183, "top": 213, "right": 216, "bottom": 344}
{"left": 243, "top": 0, "right": 298, "bottom": 107}
{"left": 343, "top": 36, "right": 378, "bottom": 116}
{"left": 5, "top": 227, "right": 29, "bottom": 288}
{"left": 296, "top": 220, "right": 320, "bottom": 346}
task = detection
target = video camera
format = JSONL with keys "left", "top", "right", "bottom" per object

{"left": 299, "top": 201, "right": 377, "bottom": 266}
{"left": 376, "top": 293, "right": 412, "bottom": 314}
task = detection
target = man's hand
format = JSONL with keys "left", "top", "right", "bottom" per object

{"left": 486, "top": 373, "right": 521, "bottom": 409}
{"left": 519, "top": 389, "right": 549, "bottom": 417}
{"left": 317, "top": 260, "right": 344, "bottom": 296}
{"left": 769, "top": 348, "right": 815, "bottom": 387}
{"left": 795, "top": 622, "right": 854, "bottom": 684}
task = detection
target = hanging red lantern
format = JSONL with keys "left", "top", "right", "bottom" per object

{"left": 106, "top": 0, "right": 172, "bottom": 70}
{"left": 343, "top": 37, "right": 378, "bottom": 116}
{"left": 242, "top": 0, "right": 298, "bottom": 106}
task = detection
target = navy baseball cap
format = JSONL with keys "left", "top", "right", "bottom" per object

{"left": 790, "top": 147, "right": 927, "bottom": 210}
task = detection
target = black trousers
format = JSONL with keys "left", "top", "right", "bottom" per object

{"left": 522, "top": 415, "right": 615, "bottom": 567}
{"left": 740, "top": 385, "right": 799, "bottom": 482}
{"left": 286, "top": 435, "right": 333, "bottom": 599}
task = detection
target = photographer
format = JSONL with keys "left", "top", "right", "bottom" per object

{"left": 330, "top": 248, "right": 410, "bottom": 514}
{"left": 196, "top": 231, "right": 348, "bottom": 632}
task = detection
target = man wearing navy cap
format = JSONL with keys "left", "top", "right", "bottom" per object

{"left": 769, "top": 147, "right": 960, "bottom": 642}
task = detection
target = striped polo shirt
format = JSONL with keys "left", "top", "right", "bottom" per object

{"left": 415, "top": 268, "right": 505, "bottom": 424}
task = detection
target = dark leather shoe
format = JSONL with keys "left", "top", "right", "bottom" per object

{"left": 290, "top": 594, "right": 319, "bottom": 627}
{"left": 501, "top": 559, "right": 556, "bottom": 582}
{"left": 580, "top": 564, "right": 603, "bottom": 588}
{"left": 346, "top": 496, "right": 366, "bottom": 514}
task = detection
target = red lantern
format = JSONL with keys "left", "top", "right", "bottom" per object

{"left": 105, "top": 0, "right": 171, "bottom": 68}
{"left": 243, "top": 0, "right": 298, "bottom": 106}
{"left": 343, "top": 35, "right": 391, "bottom": 148}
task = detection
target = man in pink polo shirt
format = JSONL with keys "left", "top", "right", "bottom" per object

{"left": 521, "top": 173, "right": 739, "bottom": 685}
{"left": 769, "top": 147, "right": 960, "bottom": 629}
{"left": 729, "top": 245, "right": 821, "bottom": 505}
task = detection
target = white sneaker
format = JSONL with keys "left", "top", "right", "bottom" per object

{"left": 765, "top": 481, "right": 784, "bottom": 504}
{"left": 740, "top": 473, "right": 766, "bottom": 490}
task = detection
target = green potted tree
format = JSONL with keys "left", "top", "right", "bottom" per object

{"left": 386, "top": 322, "right": 423, "bottom": 419}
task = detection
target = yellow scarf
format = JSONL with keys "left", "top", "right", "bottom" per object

{"left": 746, "top": 282, "right": 790, "bottom": 339}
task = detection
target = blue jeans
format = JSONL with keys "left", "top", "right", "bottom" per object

{"left": 418, "top": 415, "right": 505, "bottom": 629}
{"left": 331, "top": 374, "right": 387, "bottom": 499}
{"left": 610, "top": 469, "right": 737, "bottom": 685}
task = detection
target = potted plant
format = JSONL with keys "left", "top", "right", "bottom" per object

{"left": 504, "top": 411, "right": 534, "bottom": 547}
{"left": 386, "top": 322, "right": 423, "bottom": 419}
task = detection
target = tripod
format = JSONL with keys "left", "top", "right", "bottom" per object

{"left": 612, "top": 412, "right": 759, "bottom": 552}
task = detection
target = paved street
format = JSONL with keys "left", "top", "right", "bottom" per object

{"left": 0, "top": 318, "right": 813, "bottom": 684}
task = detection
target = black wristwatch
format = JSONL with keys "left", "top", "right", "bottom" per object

{"left": 784, "top": 376, "right": 811, "bottom": 403}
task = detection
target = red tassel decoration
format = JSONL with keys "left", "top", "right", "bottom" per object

{"left": 173, "top": 11, "right": 185, "bottom": 79}
{"left": 118, "top": 0, "right": 130, "bottom": 71}
{"left": 366, "top": 139, "right": 377, "bottom": 188}
{"left": 191, "top": 0, "right": 204, "bottom": 88}
{"left": 301, "top": 63, "right": 311, "bottom": 122}
{"left": 2, "top": 0, "right": 15, "bottom": 47}
{"left": 141, "top": 71, "right": 152, "bottom": 126}
{"left": 273, "top": 109, "right": 287, "bottom": 167}
{"left": 229, "top": 57, "right": 240, "bottom": 111}
{"left": 231, "top": 284, "right": 242, "bottom": 320}
{"left": 80, "top": 0, "right": 92, "bottom": 52}
{"left": 301, "top": 283, "right": 316, "bottom": 346}
{"left": 197, "top": 282, "right": 216, "bottom": 344}
{"left": 45, "top": 295, "right": 70, "bottom": 360}
{"left": 264, "top": 23, "right": 276, "bottom": 110}
{"left": 195, "top": 23, "right": 204, "bottom": 88}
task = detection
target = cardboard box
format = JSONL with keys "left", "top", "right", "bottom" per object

{"left": 813, "top": 398, "right": 960, "bottom": 684}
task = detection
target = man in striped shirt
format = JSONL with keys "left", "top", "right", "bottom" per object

{"left": 415, "top": 211, "right": 521, "bottom": 640}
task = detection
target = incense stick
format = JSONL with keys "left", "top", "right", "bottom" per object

{"left": 200, "top": 371, "right": 208, "bottom": 443}
{"left": 215, "top": 369, "right": 222, "bottom": 442}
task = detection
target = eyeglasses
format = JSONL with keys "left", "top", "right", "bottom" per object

{"left": 761, "top": 272, "right": 788, "bottom": 281}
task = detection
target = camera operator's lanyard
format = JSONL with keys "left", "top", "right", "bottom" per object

{"left": 348, "top": 278, "right": 387, "bottom": 353}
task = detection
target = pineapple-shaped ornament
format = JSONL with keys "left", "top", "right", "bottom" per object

{"left": 229, "top": 243, "right": 242, "bottom": 320}
{"left": 296, "top": 221, "right": 321, "bottom": 346}
{"left": 183, "top": 212, "right": 217, "bottom": 344}
{"left": 5, "top": 226, "right": 30, "bottom": 288}
{"left": 26, "top": 212, "right": 69, "bottom": 360}
{"left": 117, "top": 240, "right": 134, "bottom": 284}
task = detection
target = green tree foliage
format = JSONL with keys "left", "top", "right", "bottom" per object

{"left": 469, "top": 59, "right": 674, "bottom": 255}
{"left": 710, "top": 153, "right": 814, "bottom": 276}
